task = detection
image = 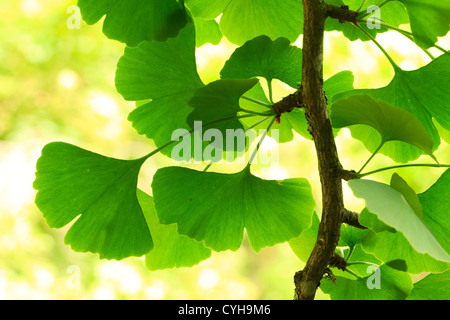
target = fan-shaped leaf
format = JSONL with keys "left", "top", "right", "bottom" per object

{"left": 77, "top": 0, "right": 187, "bottom": 46}
{"left": 333, "top": 55, "right": 450, "bottom": 162}
{"left": 115, "top": 24, "right": 204, "bottom": 158}
{"left": 321, "top": 264, "right": 412, "bottom": 300}
{"left": 331, "top": 94, "right": 435, "bottom": 158}
{"left": 398, "top": 0, "right": 450, "bottom": 48}
{"left": 348, "top": 179, "right": 450, "bottom": 263}
{"left": 33, "top": 142, "right": 152, "bottom": 260}
{"left": 152, "top": 166, "right": 315, "bottom": 252}
{"left": 137, "top": 190, "right": 211, "bottom": 270}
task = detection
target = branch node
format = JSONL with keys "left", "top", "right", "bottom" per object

{"left": 326, "top": 3, "right": 359, "bottom": 24}
{"left": 329, "top": 253, "right": 347, "bottom": 271}
{"left": 340, "top": 169, "right": 358, "bottom": 181}
{"left": 272, "top": 88, "right": 303, "bottom": 124}
{"left": 342, "top": 209, "right": 368, "bottom": 229}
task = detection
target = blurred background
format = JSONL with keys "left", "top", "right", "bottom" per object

{"left": 0, "top": 0, "right": 448, "bottom": 299}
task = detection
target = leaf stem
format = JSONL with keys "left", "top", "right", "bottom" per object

{"left": 356, "top": 0, "right": 368, "bottom": 12}
{"left": 357, "top": 0, "right": 393, "bottom": 18}
{"left": 345, "top": 245, "right": 356, "bottom": 261}
{"left": 347, "top": 261, "right": 378, "bottom": 266}
{"left": 356, "top": 24, "right": 400, "bottom": 71}
{"left": 358, "top": 163, "right": 450, "bottom": 178}
{"left": 357, "top": 142, "right": 384, "bottom": 174}
{"left": 239, "top": 107, "right": 274, "bottom": 116}
{"left": 360, "top": 18, "right": 448, "bottom": 58}
{"left": 142, "top": 114, "right": 259, "bottom": 160}
{"left": 248, "top": 116, "right": 277, "bottom": 165}
{"left": 203, "top": 161, "right": 214, "bottom": 172}
{"left": 201, "top": 117, "right": 271, "bottom": 172}
{"left": 241, "top": 95, "right": 273, "bottom": 109}
{"left": 344, "top": 267, "right": 362, "bottom": 279}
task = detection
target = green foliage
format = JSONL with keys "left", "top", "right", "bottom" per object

{"left": 152, "top": 165, "right": 315, "bottom": 252}
{"left": 33, "top": 142, "right": 152, "bottom": 260}
{"left": 77, "top": 0, "right": 187, "bottom": 46}
{"left": 349, "top": 177, "right": 450, "bottom": 263}
{"left": 398, "top": 0, "right": 450, "bottom": 48}
{"left": 137, "top": 190, "right": 212, "bottom": 270}
{"left": 331, "top": 94, "right": 436, "bottom": 158}
{"left": 31, "top": 0, "right": 450, "bottom": 300}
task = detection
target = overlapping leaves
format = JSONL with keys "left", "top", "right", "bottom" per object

{"left": 333, "top": 54, "right": 450, "bottom": 163}
{"left": 33, "top": 142, "right": 212, "bottom": 268}
{"left": 331, "top": 94, "right": 436, "bottom": 159}
{"left": 77, "top": 0, "right": 188, "bottom": 46}
{"left": 186, "top": 0, "right": 303, "bottom": 46}
{"left": 349, "top": 175, "right": 450, "bottom": 263}
{"left": 152, "top": 165, "right": 316, "bottom": 252}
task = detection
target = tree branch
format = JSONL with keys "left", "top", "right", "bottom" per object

{"left": 272, "top": 89, "right": 303, "bottom": 124}
{"left": 326, "top": 4, "right": 359, "bottom": 24}
{"left": 342, "top": 209, "right": 368, "bottom": 230}
{"left": 294, "top": 0, "right": 346, "bottom": 300}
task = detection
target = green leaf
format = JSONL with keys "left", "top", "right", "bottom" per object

{"left": 333, "top": 54, "right": 450, "bottom": 163}
{"left": 219, "top": 0, "right": 303, "bottom": 46}
{"left": 288, "top": 212, "right": 320, "bottom": 263}
{"left": 339, "top": 223, "right": 369, "bottom": 249}
{"left": 321, "top": 264, "right": 413, "bottom": 300}
{"left": 115, "top": 24, "right": 204, "bottom": 158}
{"left": 188, "top": 78, "right": 259, "bottom": 124}
{"left": 398, "top": 0, "right": 450, "bottom": 48}
{"left": 33, "top": 142, "right": 152, "bottom": 260}
{"left": 359, "top": 208, "right": 396, "bottom": 233}
{"left": 193, "top": 18, "right": 222, "bottom": 47}
{"left": 390, "top": 173, "right": 423, "bottom": 219}
{"left": 348, "top": 179, "right": 450, "bottom": 263}
{"left": 325, "top": 0, "right": 409, "bottom": 42}
{"left": 407, "top": 270, "right": 450, "bottom": 300}
{"left": 185, "top": 0, "right": 231, "bottom": 19}
{"left": 77, "top": 0, "right": 187, "bottom": 46}
{"left": 331, "top": 94, "right": 435, "bottom": 158}
{"left": 152, "top": 166, "right": 316, "bottom": 252}
{"left": 362, "top": 231, "right": 449, "bottom": 274}
{"left": 187, "top": 78, "right": 260, "bottom": 153}
{"left": 418, "top": 169, "right": 450, "bottom": 255}
{"left": 137, "top": 190, "right": 211, "bottom": 270}
{"left": 221, "top": 36, "right": 303, "bottom": 88}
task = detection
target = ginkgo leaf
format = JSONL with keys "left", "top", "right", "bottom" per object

{"left": 221, "top": 36, "right": 303, "bottom": 88}
{"left": 325, "top": 0, "right": 409, "bottom": 42}
{"left": 152, "top": 165, "right": 316, "bottom": 252}
{"left": 389, "top": 173, "right": 423, "bottom": 219}
{"left": 398, "top": 0, "right": 450, "bottom": 48}
{"left": 137, "top": 190, "right": 211, "bottom": 271}
{"left": 348, "top": 179, "right": 450, "bottom": 263}
{"left": 115, "top": 24, "right": 204, "bottom": 158}
{"left": 407, "top": 270, "right": 450, "bottom": 300}
{"left": 77, "top": 0, "right": 187, "bottom": 46}
{"left": 219, "top": 0, "right": 303, "bottom": 46}
{"left": 185, "top": 0, "right": 231, "bottom": 19}
{"left": 193, "top": 18, "right": 222, "bottom": 47}
{"left": 331, "top": 94, "right": 435, "bottom": 158}
{"left": 187, "top": 78, "right": 260, "bottom": 153}
{"left": 288, "top": 212, "right": 320, "bottom": 263}
{"left": 33, "top": 142, "right": 152, "bottom": 260}
{"left": 362, "top": 231, "right": 449, "bottom": 274}
{"left": 333, "top": 54, "right": 450, "bottom": 163}
{"left": 321, "top": 264, "right": 413, "bottom": 300}
{"left": 418, "top": 169, "right": 450, "bottom": 255}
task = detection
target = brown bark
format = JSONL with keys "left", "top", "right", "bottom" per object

{"left": 294, "top": 0, "right": 354, "bottom": 300}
